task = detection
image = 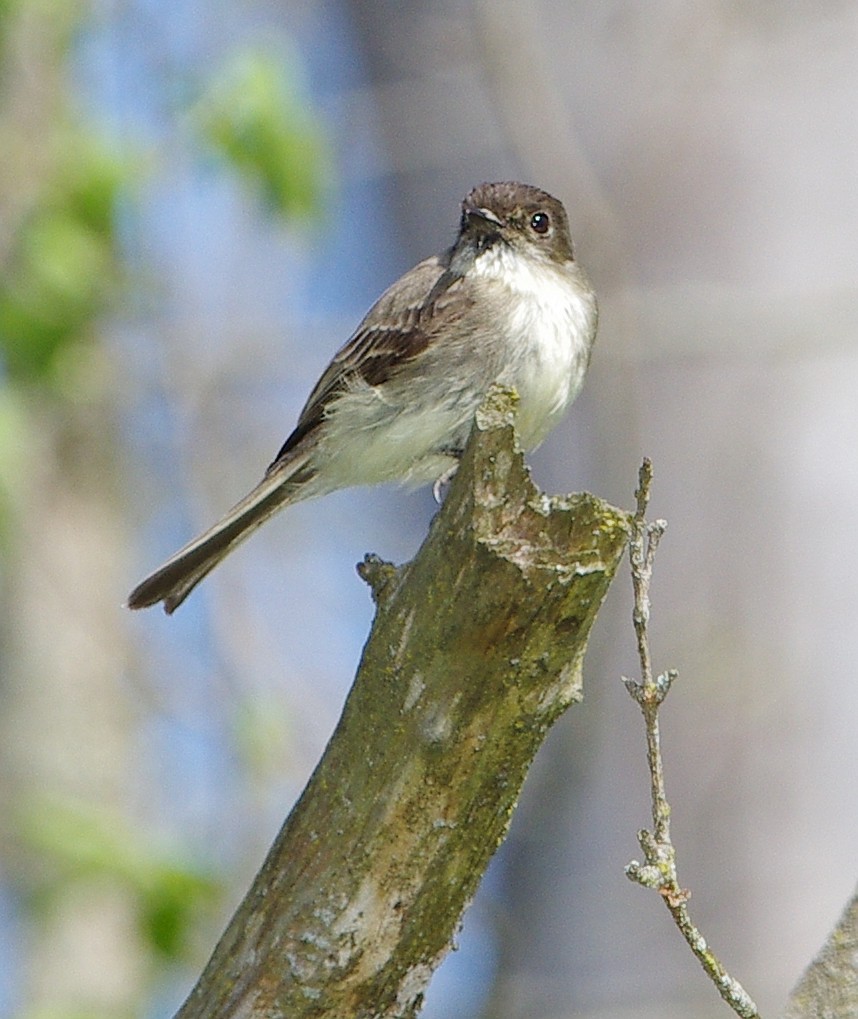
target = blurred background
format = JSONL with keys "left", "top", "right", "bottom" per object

{"left": 1, "top": 2, "right": 857, "bottom": 1017}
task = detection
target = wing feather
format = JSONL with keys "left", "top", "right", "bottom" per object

{"left": 268, "top": 251, "right": 464, "bottom": 467}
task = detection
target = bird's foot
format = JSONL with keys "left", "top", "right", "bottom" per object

{"left": 433, "top": 465, "right": 459, "bottom": 504}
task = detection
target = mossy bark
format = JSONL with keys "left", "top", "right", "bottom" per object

{"left": 783, "top": 885, "right": 858, "bottom": 1019}
{"left": 175, "top": 388, "right": 630, "bottom": 1019}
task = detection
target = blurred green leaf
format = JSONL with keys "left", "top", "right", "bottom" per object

{"left": 19, "top": 797, "right": 222, "bottom": 962}
{"left": 56, "top": 133, "right": 130, "bottom": 236}
{"left": 0, "top": 385, "right": 31, "bottom": 539}
{"left": 0, "top": 133, "right": 131, "bottom": 387}
{"left": 195, "top": 48, "right": 330, "bottom": 219}
{"left": 0, "top": 213, "right": 106, "bottom": 374}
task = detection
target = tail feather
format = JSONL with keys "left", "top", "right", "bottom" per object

{"left": 128, "top": 458, "right": 313, "bottom": 613}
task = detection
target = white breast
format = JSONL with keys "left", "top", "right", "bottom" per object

{"left": 471, "top": 246, "right": 597, "bottom": 449}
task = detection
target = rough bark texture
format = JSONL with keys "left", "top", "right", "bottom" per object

{"left": 175, "top": 388, "right": 630, "bottom": 1019}
{"left": 783, "top": 885, "right": 858, "bottom": 1019}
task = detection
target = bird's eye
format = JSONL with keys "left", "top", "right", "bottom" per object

{"left": 530, "top": 211, "right": 551, "bottom": 235}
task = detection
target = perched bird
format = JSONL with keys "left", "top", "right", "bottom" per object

{"left": 128, "top": 181, "right": 598, "bottom": 613}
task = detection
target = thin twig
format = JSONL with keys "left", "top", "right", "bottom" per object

{"left": 623, "top": 458, "right": 760, "bottom": 1019}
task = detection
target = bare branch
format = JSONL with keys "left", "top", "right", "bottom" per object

{"left": 623, "top": 459, "right": 760, "bottom": 1019}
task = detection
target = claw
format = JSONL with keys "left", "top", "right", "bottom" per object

{"left": 433, "top": 465, "right": 458, "bottom": 504}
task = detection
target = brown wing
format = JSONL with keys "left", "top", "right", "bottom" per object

{"left": 268, "top": 251, "right": 461, "bottom": 468}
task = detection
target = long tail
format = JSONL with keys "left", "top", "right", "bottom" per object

{"left": 128, "top": 454, "right": 314, "bottom": 614}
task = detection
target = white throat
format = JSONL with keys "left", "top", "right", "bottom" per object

{"left": 470, "top": 244, "right": 597, "bottom": 449}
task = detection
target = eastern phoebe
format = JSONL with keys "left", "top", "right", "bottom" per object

{"left": 128, "top": 181, "right": 597, "bottom": 613}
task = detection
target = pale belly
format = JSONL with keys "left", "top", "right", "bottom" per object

{"left": 496, "top": 282, "right": 594, "bottom": 450}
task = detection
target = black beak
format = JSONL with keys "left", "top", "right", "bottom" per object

{"left": 463, "top": 205, "right": 503, "bottom": 231}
